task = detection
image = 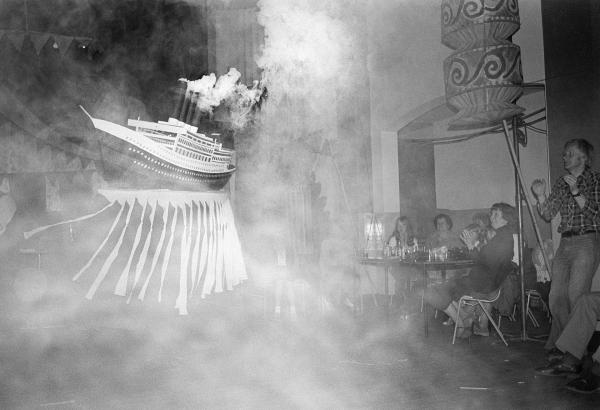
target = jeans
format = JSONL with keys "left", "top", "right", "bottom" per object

{"left": 545, "top": 233, "right": 600, "bottom": 350}
{"left": 555, "top": 292, "right": 600, "bottom": 362}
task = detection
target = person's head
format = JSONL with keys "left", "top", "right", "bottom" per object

{"left": 563, "top": 139, "right": 593, "bottom": 173}
{"left": 489, "top": 202, "right": 517, "bottom": 230}
{"left": 433, "top": 214, "right": 453, "bottom": 232}
{"left": 394, "top": 216, "right": 412, "bottom": 236}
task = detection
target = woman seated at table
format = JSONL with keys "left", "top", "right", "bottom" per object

{"left": 423, "top": 202, "right": 517, "bottom": 338}
{"left": 387, "top": 216, "right": 418, "bottom": 308}
{"left": 425, "top": 213, "right": 465, "bottom": 251}
{"left": 387, "top": 216, "right": 414, "bottom": 249}
{"left": 425, "top": 213, "right": 466, "bottom": 325}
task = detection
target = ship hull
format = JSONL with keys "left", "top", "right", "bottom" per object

{"left": 97, "top": 133, "right": 235, "bottom": 191}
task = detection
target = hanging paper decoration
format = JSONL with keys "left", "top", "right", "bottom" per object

{"left": 442, "top": 0, "right": 524, "bottom": 127}
{"left": 24, "top": 189, "right": 247, "bottom": 315}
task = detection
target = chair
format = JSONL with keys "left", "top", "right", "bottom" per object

{"left": 525, "top": 289, "right": 550, "bottom": 328}
{"left": 497, "top": 303, "right": 517, "bottom": 327}
{"left": 452, "top": 287, "right": 508, "bottom": 346}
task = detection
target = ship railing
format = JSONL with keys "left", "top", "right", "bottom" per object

{"left": 121, "top": 121, "right": 230, "bottom": 173}
{"left": 178, "top": 136, "right": 216, "bottom": 154}
{"left": 188, "top": 130, "right": 217, "bottom": 144}
{"left": 174, "top": 134, "right": 215, "bottom": 158}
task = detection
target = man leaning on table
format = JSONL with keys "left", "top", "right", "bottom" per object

{"left": 530, "top": 138, "right": 600, "bottom": 361}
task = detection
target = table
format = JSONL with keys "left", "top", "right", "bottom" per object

{"left": 358, "top": 257, "right": 475, "bottom": 336}
{"left": 408, "top": 259, "right": 476, "bottom": 336}
{"left": 357, "top": 256, "right": 403, "bottom": 320}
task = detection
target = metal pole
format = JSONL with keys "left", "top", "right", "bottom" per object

{"left": 512, "top": 116, "right": 527, "bottom": 340}
{"left": 501, "top": 120, "right": 552, "bottom": 274}
{"left": 502, "top": 120, "right": 552, "bottom": 342}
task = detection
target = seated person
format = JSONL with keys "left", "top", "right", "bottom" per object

{"left": 387, "top": 216, "right": 413, "bottom": 250}
{"left": 426, "top": 213, "right": 466, "bottom": 279}
{"left": 463, "top": 212, "right": 494, "bottom": 248}
{"left": 423, "top": 202, "right": 517, "bottom": 337}
{"left": 425, "top": 213, "right": 465, "bottom": 251}
{"left": 535, "top": 292, "right": 600, "bottom": 394}
{"left": 386, "top": 216, "right": 418, "bottom": 308}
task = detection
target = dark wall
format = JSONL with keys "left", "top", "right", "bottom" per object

{"left": 542, "top": 0, "right": 600, "bottom": 181}
{"left": 397, "top": 141, "right": 436, "bottom": 238}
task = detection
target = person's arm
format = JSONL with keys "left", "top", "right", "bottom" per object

{"left": 532, "top": 178, "right": 566, "bottom": 221}
{"left": 572, "top": 173, "right": 600, "bottom": 219}
{"left": 387, "top": 235, "right": 397, "bottom": 247}
{"left": 460, "top": 230, "right": 482, "bottom": 260}
{"left": 478, "top": 228, "right": 514, "bottom": 273}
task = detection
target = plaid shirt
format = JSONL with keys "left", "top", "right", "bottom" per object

{"left": 538, "top": 167, "right": 600, "bottom": 233}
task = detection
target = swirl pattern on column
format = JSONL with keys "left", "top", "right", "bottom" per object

{"left": 445, "top": 43, "right": 521, "bottom": 91}
{"left": 441, "top": 0, "right": 520, "bottom": 50}
{"left": 441, "top": 0, "right": 523, "bottom": 126}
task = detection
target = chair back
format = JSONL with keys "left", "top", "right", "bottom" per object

{"left": 469, "top": 287, "right": 502, "bottom": 304}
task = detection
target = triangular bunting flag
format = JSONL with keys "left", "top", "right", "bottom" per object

{"left": 6, "top": 32, "right": 26, "bottom": 52}
{"left": 67, "top": 156, "right": 83, "bottom": 171}
{"left": 58, "top": 152, "right": 70, "bottom": 168}
{"left": 84, "top": 160, "right": 96, "bottom": 171}
{"left": 30, "top": 32, "right": 51, "bottom": 55}
{"left": 64, "top": 150, "right": 76, "bottom": 164}
{"left": 53, "top": 34, "right": 74, "bottom": 57}
{"left": 74, "top": 36, "right": 93, "bottom": 46}
{"left": 320, "top": 139, "right": 332, "bottom": 156}
{"left": 53, "top": 149, "right": 68, "bottom": 168}
{"left": 80, "top": 157, "right": 95, "bottom": 170}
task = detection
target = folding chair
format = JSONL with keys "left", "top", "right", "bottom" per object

{"left": 453, "top": 287, "right": 508, "bottom": 346}
{"left": 525, "top": 289, "right": 550, "bottom": 328}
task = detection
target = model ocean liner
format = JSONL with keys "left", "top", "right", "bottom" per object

{"left": 82, "top": 78, "right": 242, "bottom": 191}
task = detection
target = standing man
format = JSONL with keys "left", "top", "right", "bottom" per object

{"left": 531, "top": 139, "right": 600, "bottom": 359}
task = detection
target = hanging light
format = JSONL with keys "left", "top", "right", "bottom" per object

{"left": 442, "top": 0, "right": 524, "bottom": 128}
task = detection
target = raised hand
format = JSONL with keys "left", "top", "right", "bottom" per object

{"left": 563, "top": 174, "right": 578, "bottom": 193}
{"left": 531, "top": 179, "right": 546, "bottom": 198}
{"left": 460, "top": 229, "right": 478, "bottom": 250}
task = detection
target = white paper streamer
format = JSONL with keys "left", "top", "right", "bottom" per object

{"left": 86, "top": 200, "right": 136, "bottom": 299}
{"left": 158, "top": 205, "right": 178, "bottom": 302}
{"left": 73, "top": 202, "right": 123, "bottom": 282}
{"left": 115, "top": 200, "right": 148, "bottom": 296}
{"left": 138, "top": 203, "right": 169, "bottom": 301}
{"left": 128, "top": 200, "right": 157, "bottom": 303}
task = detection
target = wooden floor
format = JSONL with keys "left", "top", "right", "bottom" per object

{"left": 1, "top": 256, "right": 598, "bottom": 409}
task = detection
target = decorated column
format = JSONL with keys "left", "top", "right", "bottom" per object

{"left": 442, "top": 0, "right": 523, "bottom": 127}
